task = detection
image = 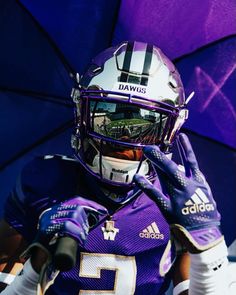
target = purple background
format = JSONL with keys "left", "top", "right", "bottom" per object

{"left": 0, "top": 0, "right": 235, "bottom": 244}
{"left": 114, "top": 0, "right": 236, "bottom": 59}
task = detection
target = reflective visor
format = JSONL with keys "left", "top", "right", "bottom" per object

{"left": 89, "top": 100, "right": 170, "bottom": 145}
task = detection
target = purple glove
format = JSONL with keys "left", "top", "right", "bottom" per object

{"left": 36, "top": 196, "right": 108, "bottom": 250}
{"left": 134, "top": 133, "right": 223, "bottom": 252}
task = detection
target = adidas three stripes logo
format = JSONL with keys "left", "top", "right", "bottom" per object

{"left": 182, "top": 188, "right": 214, "bottom": 215}
{"left": 139, "top": 222, "right": 164, "bottom": 239}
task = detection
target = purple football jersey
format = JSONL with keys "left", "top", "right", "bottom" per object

{"left": 4, "top": 155, "right": 175, "bottom": 294}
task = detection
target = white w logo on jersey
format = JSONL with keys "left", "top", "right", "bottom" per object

{"left": 101, "top": 221, "right": 119, "bottom": 241}
{"left": 182, "top": 188, "right": 214, "bottom": 215}
{"left": 102, "top": 229, "right": 119, "bottom": 241}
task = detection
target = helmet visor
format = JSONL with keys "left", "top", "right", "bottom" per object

{"left": 89, "top": 99, "right": 171, "bottom": 145}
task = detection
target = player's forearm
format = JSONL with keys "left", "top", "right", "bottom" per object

{"left": 174, "top": 240, "right": 234, "bottom": 295}
{"left": 189, "top": 240, "right": 231, "bottom": 295}
{"left": 0, "top": 259, "right": 39, "bottom": 295}
{"left": 0, "top": 248, "right": 48, "bottom": 294}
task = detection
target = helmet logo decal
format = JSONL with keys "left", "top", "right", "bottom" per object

{"left": 116, "top": 82, "right": 147, "bottom": 94}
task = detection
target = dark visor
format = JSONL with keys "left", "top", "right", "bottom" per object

{"left": 89, "top": 100, "right": 170, "bottom": 145}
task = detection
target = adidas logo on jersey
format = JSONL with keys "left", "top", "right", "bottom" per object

{"left": 182, "top": 188, "right": 214, "bottom": 215}
{"left": 139, "top": 222, "right": 164, "bottom": 239}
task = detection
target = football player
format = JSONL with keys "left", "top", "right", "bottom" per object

{"left": 0, "top": 41, "right": 231, "bottom": 294}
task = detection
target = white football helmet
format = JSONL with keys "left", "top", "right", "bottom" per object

{"left": 71, "top": 41, "right": 188, "bottom": 189}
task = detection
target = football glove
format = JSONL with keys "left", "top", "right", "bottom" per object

{"left": 134, "top": 133, "right": 223, "bottom": 252}
{"left": 23, "top": 196, "right": 108, "bottom": 258}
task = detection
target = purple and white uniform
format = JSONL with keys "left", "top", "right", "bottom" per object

{"left": 4, "top": 155, "right": 176, "bottom": 294}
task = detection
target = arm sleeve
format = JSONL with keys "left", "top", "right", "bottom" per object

{"left": 188, "top": 240, "right": 235, "bottom": 295}
{"left": 3, "top": 159, "right": 47, "bottom": 242}
{"left": 0, "top": 259, "right": 39, "bottom": 295}
{"left": 3, "top": 155, "right": 80, "bottom": 243}
{"left": 4, "top": 174, "right": 30, "bottom": 238}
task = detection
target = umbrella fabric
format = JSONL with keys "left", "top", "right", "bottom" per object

{"left": 176, "top": 36, "right": 236, "bottom": 149}
{"left": 113, "top": 0, "right": 236, "bottom": 59}
{"left": 0, "top": 0, "right": 235, "bottom": 246}
{"left": 0, "top": 0, "right": 75, "bottom": 174}
{"left": 0, "top": 0, "right": 119, "bottom": 214}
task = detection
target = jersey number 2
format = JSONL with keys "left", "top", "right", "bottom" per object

{"left": 79, "top": 252, "right": 137, "bottom": 294}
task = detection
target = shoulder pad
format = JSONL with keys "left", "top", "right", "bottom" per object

{"left": 17, "top": 154, "right": 82, "bottom": 205}
{"left": 43, "top": 154, "right": 77, "bottom": 162}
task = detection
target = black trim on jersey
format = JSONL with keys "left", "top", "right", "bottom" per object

{"left": 141, "top": 44, "right": 153, "bottom": 86}
{"left": 119, "top": 41, "right": 134, "bottom": 82}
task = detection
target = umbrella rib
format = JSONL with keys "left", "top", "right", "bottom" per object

{"left": 182, "top": 128, "right": 236, "bottom": 152}
{"left": 0, "top": 87, "right": 73, "bottom": 108}
{"left": 0, "top": 119, "right": 74, "bottom": 171}
{"left": 173, "top": 34, "right": 236, "bottom": 63}
{"left": 16, "top": 0, "right": 76, "bottom": 77}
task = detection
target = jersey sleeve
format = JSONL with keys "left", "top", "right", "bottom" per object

{"left": 3, "top": 155, "right": 81, "bottom": 243}
{"left": 4, "top": 158, "right": 48, "bottom": 242}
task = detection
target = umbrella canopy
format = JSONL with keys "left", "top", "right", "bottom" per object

{"left": 0, "top": 0, "right": 235, "bottom": 245}
{"left": 0, "top": 0, "right": 119, "bottom": 212}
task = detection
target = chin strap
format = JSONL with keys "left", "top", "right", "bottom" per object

{"left": 90, "top": 154, "right": 149, "bottom": 184}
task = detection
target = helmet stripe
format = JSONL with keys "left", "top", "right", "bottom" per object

{"left": 141, "top": 44, "right": 153, "bottom": 86}
{"left": 119, "top": 42, "right": 153, "bottom": 86}
{"left": 119, "top": 41, "right": 134, "bottom": 82}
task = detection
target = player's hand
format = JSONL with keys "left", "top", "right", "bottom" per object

{"left": 37, "top": 196, "right": 108, "bottom": 248}
{"left": 134, "top": 133, "right": 223, "bottom": 253}
{"left": 23, "top": 196, "right": 108, "bottom": 262}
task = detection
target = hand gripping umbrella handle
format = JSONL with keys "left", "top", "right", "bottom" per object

{"left": 53, "top": 237, "right": 77, "bottom": 271}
